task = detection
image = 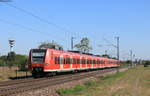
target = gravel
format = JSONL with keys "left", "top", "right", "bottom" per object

{"left": 13, "top": 68, "right": 128, "bottom": 96}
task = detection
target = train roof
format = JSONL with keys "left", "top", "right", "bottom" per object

{"left": 31, "top": 48, "right": 119, "bottom": 60}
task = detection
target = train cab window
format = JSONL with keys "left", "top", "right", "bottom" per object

{"left": 32, "top": 49, "right": 46, "bottom": 64}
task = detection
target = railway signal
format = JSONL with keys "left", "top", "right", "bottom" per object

{"left": 8, "top": 39, "right": 15, "bottom": 52}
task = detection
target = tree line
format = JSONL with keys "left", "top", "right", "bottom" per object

{"left": 0, "top": 52, "right": 27, "bottom": 70}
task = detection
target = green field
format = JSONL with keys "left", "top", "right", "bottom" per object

{"left": 57, "top": 66, "right": 150, "bottom": 96}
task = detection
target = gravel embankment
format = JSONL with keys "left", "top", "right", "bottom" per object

{"left": 14, "top": 68, "right": 128, "bottom": 96}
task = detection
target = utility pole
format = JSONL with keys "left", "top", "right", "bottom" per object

{"left": 105, "top": 50, "right": 108, "bottom": 55}
{"left": 103, "top": 37, "right": 120, "bottom": 60}
{"left": 114, "top": 37, "right": 119, "bottom": 73}
{"left": 71, "top": 37, "right": 75, "bottom": 50}
{"left": 130, "top": 50, "right": 133, "bottom": 67}
{"left": 115, "top": 37, "right": 120, "bottom": 60}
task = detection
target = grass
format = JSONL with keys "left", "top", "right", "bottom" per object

{"left": 57, "top": 80, "right": 98, "bottom": 95}
{"left": 57, "top": 71, "right": 126, "bottom": 96}
{"left": 101, "top": 71, "right": 126, "bottom": 80}
{"left": 57, "top": 66, "right": 150, "bottom": 96}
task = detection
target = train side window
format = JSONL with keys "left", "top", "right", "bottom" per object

{"left": 65, "top": 58, "right": 67, "bottom": 64}
{"left": 66, "top": 58, "right": 70, "bottom": 64}
{"left": 63, "top": 58, "right": 64, "bottom": 64}
{"left": 77, "top": 59, "right": 80, "bottom": 64}
{"left": 59, "top": 57, "right": 62, "bottom": 64}
{"left": 100, "top": 60, "right": 102, "bottom": 64}
{"left": 101, "top": 60, "right": 104, "bottom": 64}
{"left": 83, "top": 59, "right": 85, "bottom": 64}
{"left": 82, "top": 59, "right": 84, "bottom": 64}
{"left": 57, "top": 57, "right": 60, "bottom": 64}
{"left": 90, "top": 60, "right": 92, "bottom": 64}
{"left": 93, "top": 60, "right": 95, "bottom": 64}
{"left": 76, "top": 59, "right": 78, "bottom": 64}
{"left": 87, "top": 60, "right": 89, "bottom": 64}
{"left": 61, "top": 58, "right": 64, "bottom": 64}
{"left": 70, "top": 58, "right": 72, "bottom": 64}
{"left": 55, "top": 57, "right": 57, "bottom": 64}
{"left": 63, "top": 58, "right": 66, "bottom": 64}
{"left": 84, "top": 59, "right": 86, "bottom": 64}
{"left": 94, "top": 60, "right": 96, "bottom": 64}
{"left": 55, "top": 57, "right": 60, "bottom": 64}
{"left": 75, "top": 59, "right": 77, "bottom": 64}
{"left": 66, "top": 58, "right": 68, "bottom": 64}
{"left": 80, "top": 59, "right": 82, "bottom": 64}
{"left": 68, "top": 58, "right": 71, "bottom": 64}
{"left": 73, "top": 58, "right": 75, "bottom": 64}
{"left": 97, "top": 60, "right": 99, "bottom": 64}
{"left": 89, "top": 60, "right": 90, "bottom": 64}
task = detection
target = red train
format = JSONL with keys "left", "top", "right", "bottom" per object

{"left": 28, "top": 48, "right": 120, "bottom": 77}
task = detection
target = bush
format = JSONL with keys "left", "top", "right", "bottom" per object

{"left": 143, "top": 60, "right": 150, "bottom": 67}
{"left": 0, "top": 53, "right": 28, "bottom": 70}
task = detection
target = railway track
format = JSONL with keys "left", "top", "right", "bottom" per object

{"left": 0, "top": 68, "right": 125, "bottom": 96}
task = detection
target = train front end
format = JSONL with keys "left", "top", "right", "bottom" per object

{"left": 28, "top": 49, "right": 47, "bottom": 77}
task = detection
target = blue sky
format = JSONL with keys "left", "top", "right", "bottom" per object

{"left": 0, "top": 0, "right": 150, "bottom": 60}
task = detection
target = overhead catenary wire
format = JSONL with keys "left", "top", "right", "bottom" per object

{"left": 0, "top": 18, "right": 65, "bottom": 41}
{"left": 2, "top": 2, "right": 102, "bottom": 44}
{"left": 4, "top": 2, "right": 73, "bottom": 34}
{"left": 1, "top": 2, "right": 111, "bottom": 53}
{"left": 2, "top": 2, "right": 79, "bottom": 48}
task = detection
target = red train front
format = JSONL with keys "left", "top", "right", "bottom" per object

{"left": 28, "top": 48, "right": 120, "bottom": 77}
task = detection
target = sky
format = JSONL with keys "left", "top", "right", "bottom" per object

{"left": 0, "top": 0, "right": 150, "bottom": 60}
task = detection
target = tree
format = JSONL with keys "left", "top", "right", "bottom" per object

{"left": 38, "top": 41, "right": 63, "bottom": 50}
{"left": 0, "top": 56, "right": 7, "bottom": 66}
{"left": 74, "top": 37, "right": 92, "bottom": 53}
{"left": 14, "top": 54, "right": 27, "bottom": 70}
{"left": 7, "top": 52, "right": 16, "bottom": 69}
{"left": 101, "top": 54, "right": 111, "bottom": 58}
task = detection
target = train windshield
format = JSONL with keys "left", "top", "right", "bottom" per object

{"left": 31, "top": 49, "right": 46, "bottom": 64}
